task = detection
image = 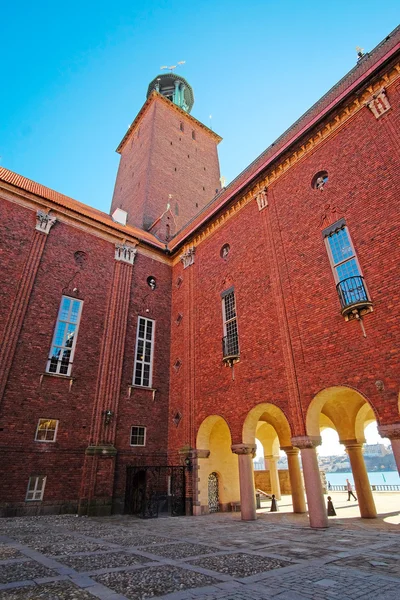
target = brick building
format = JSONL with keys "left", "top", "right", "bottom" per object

{"left": 1, "top": 27, "right": 399, "bottom": 528}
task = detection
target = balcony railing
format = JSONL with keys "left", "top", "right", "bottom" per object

{"left": 222, "top": 335, "right": 239, "bottom": 364}
{"left": 336, "top": 276, "right": 373, "bottom": 319}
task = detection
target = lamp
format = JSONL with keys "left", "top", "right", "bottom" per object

{"left": 103, "top": 409, "right": 114, "bottom": 425}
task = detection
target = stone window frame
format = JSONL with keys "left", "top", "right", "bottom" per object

{"left": 35, "top": 419, "right": 59, "bottom": 443}
{"left": 46, "top": 296, "right": 83, "bottom": 376}
{"left": 133, "top": 316, "right": 155, "bottom": 388}
{"left": 26, "top": 475, "right": 47, "bottom": 501}
{"left": 130, "top": 426, "right": 146, "bottom": 447}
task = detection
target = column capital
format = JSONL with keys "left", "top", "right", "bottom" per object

{"left": 341, "top": 439, "right": 363, "bottom": 450}
{"left": 231, "top": 443, "right": 256, "bottom": 456}
{"left": 291, "top": 436, "right": 321, "bottom": 449}
{"left": 192, "top": 449, "right": 210, "bottom": 459}
{"left": 264, "top": 454, "right": 279, "bottom": 461}
{"left": 378, "top": 423, "right": 400, "bottom": 440}
{"left": 281, "top": 446, "right": 300, "bottom": 456}
{"left": 36, "top": 210, "right": 57, "bottom": 234}
{"left": 115, "top": 243, "right": 137, "bottom": 265}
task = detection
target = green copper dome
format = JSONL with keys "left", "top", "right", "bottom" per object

{"left": 147, "top": 73, "right": 194, "bottom": 113}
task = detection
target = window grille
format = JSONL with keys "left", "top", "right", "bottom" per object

{"left": 47, "top": 297, "right": 83, "bottom": 376}
{"left": 222, "top": 290, "right": 239, "bottom": 359}
{"left": 35, "top": 419, "right": 58, "bottom": 442}
{"left": 324, "top": 222, "right": 370, "bottom": 311}
{"left": 26, "top": 476, "right": 46, "bottom": 501}
{"left": 133, "top": 317, "right": 155, "bottom": 387}
{"left": 130, "top": 426, "right": 146, "bottom": 446}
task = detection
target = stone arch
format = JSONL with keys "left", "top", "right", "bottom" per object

{"left": 242, "top": 403, "right": 292, "bottom": 447}
{"left": 306, "top": 386, "right": 375, "bottom": 441}
{"left": 196, "top": 415, "right": 239, "bottom": 513}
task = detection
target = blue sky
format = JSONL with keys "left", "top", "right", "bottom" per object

{"left": 1, "top": 1, "right": 399, "bottom": 213}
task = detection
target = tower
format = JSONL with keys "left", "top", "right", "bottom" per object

{"left": 110, "top": 73, "right": 222, "bottom": 238}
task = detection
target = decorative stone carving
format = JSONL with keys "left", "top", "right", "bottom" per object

{"left": 375, "top": 380, "right": 385, "bottom": 392}
{"left": 115, "top": 243, "right": 137, "bottom": 265}
{"left": 378, "top": 423, "right": 400, "bottom": 440}
{"left": 36, "top": 210, "right": 56, "bottom": 234}
{"left": 291, "top": 436, "right": 322, "bottom": 449}
{"left": 320, "top": 204, "right": 344, "bottom": 229}
{"left": 172, "top": 412, "right": 182, "bottom": 427}
{"left": 366, "top": 88, "right": 391, "bottom": 119}
{"left": 180, "top": 247, "right": 195, "bottom": 269}
{"left": 231, "top": 443, "right": 257, "bottom": 457}
{"left": 255, "top": 188, "right": 268, "bottom": 211}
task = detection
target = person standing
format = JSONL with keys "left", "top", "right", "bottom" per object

{"left": 346, "top": 478, "right": 357, "bottom": 501}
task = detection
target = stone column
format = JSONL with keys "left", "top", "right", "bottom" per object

{"left": 0, "top": 210, "right": 56, "bottom": 403}
{"left": 282, "top": 447, "right": 306, "bottom": 513}
{"left": 343, "top": 440, "right": 377, "bottom": 518}
{"left": 292, "top": 436, "right": 328, "bottom": 528}
{"left": 173, "top": 79, "right": 180, "bottom": 105}
{"left": 192, "top": 449, "right": 210, "bottom": 516}
{"left": 231, "top": 444, "right": 257, "bottom": 521}
{"left": 378, "top": 424, "right": 400, "bottom": 476}
{"left": 265, "top": 455, "right": 281, "bottom": 500}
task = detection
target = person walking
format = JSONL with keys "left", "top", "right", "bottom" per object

{"left": 346, "top": 478, "right": 357, "bottom": 501}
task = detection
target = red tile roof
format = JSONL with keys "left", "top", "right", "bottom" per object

{"left": 0, "top": 167, "right": 166, "bottom": 249}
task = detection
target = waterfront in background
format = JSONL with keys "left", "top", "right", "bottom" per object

{"left": 325, "top": 470, "right": 400, "bottom": 486}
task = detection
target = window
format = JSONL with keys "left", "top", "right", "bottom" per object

{"left": 180, "top": 121, "right": 184, "bottom": 131}
{"left": 324, "top": 220, "right": 369, "bottom": 308}
{"left": 222, "top": 289, "right": 239, "bottom": 358}
{"left": 192, "top": 130, "right": 196, "bottom": 140}
{"left": 35, "top": 419, "right": 58, "bottom": 442}
{"left": 47, "top": 296, "right": 83, "bottom": 375}
{"left": 26, "top": 476, "right": 46, "bottom": 501}
{"left": 130, "top": 426, "right": 146, "bottom": 446}
{"left": 133, "top": 317, "right": 155, "bottom": 387}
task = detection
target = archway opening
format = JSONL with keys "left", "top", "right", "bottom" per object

{"left": 196, "top": 415, "right": 239, "bottom": 513}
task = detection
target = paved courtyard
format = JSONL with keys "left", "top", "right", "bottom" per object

{"left": 0, "top": 494, "right": 399, "bottom": 600}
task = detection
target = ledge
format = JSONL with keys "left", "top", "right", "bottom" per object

{"left": 128, "top": 385, "right": 157, "bottom": 400}
{"left": 85, "top": 445, "right": 117, "bottom": 457}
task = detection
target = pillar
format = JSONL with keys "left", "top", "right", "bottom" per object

{"left": 378, "top": 424, "right": 400, "bottom": 475}
{"left": 79, "top": 242, "right": 137, "bottom": 516}
{"left": 192, "top": 449, "right": 210, "bottom": 516}
{"left": 173, "top": 79, "right": 180, "bottom": 105}
{"left": 343, "top": 440, "right": 377, "bottom": 518}
{"left": 265, "top": 455, "right": 281, "bottom": 500}
{"left": 282, "top": 447, "right": 306, "bottom": 513}
{"left": 292, "top": 436, "right": 328, "bottom": 528}
{"left": 0, "top": 210, "right": 56, "bottom": 404}
{"left": 231, "top": 444, "right": 257, "bottom": 521}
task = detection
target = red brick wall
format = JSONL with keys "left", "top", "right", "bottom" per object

{"left": 168, "top": 80, "right": 400, "bottom": 460}
{"left": 0, "top": 202, "right": 172, "bottom": 511}
{"left": 111, "top": 97, "right": 221, "bottom": 232}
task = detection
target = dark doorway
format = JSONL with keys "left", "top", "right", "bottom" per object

{"left": 125, "top": 466, "right": 185, "bottom": 518}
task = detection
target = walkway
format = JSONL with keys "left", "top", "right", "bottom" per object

{"left": 0, "top": 496, "right": 399, "bottom": 600}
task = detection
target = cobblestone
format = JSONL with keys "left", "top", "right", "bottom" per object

{"left": 0, "top": 510, "right": 398, "bottom": 599}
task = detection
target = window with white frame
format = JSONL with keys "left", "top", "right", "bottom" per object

{"left": 324, "top": 220, "right": 369, "bottom": 306}
{"left": 47, "top": 296, "right": 83, "bottom": 376}
{"left": 130, "top": 426, "right": 146, "bottom": 446}
{"left": 35, "top": 419, "right": 58, "bottom": 442}
{"left": 133, "top": 317, "right": 154, "bottom": 387}
{"left": 222, "top": 289, "right": 239, "bottom": 358}
{"left": 26, "top": 475, "right": 46, "bottom": 501}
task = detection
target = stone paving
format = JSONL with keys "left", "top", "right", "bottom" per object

{"left": 0, "top": 495, "right": 399, "bottom": 600}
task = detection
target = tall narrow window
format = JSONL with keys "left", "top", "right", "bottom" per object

{"left": 47, "top": 297, "right": 83, "bottom": 375}
{"left": 26, "top": 476, "right": 46, "bottom": 501}
{"left": 324, "top": 220, "right": 369, "bottom": 311}
{"left": 133, "top": 317, "right": 155, "bottom": 387}
{"left": 222, "top": 289, "right": 239, "bottom": 359}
